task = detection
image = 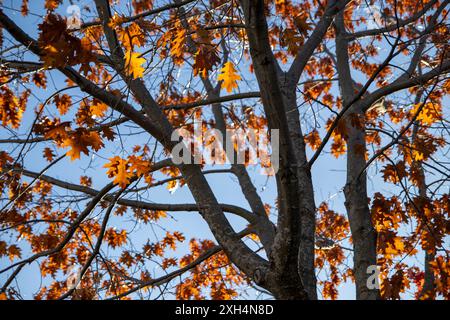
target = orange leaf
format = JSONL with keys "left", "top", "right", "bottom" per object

{"left": 305, "top": 130, "right": 322, "bottom": 150}
{"left": 43, "top": 147, "right": 55, "bottom": 162}
{"left": 8, "top": 244, "right": 21, "bottom": 261}
{"left": 294, "top": 14, "right": 312, "bottom": 36}
{"left": 32, "top": 72, "right": 47, "bottom": 89}
{"left": 104, "top": 156, "right": 133, "bottom": 188}
{"left": 217, "top": 62, "right": 241, "bottom": 93}
{"left": 124, "top": 51, "right": 146, "bottom": 79}
{"left": 412, "top": 102, "right": 442, "bottom": 125}
{"left": 62, "top": 130, "right": 104, "bottom": 161}
{"left": 90, "top": 99, "right": 108, "bottom": 118}
{"left": 45, "top": 0, "right": 61, "bottom": 11}
{"left": 53, "top": 94, "right": 72, "bottom": 115}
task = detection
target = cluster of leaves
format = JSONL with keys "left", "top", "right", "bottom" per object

{"left": 38, "top": 14, "right": 97, "bottom": 71}
{"left": 315, "top": 203, "right": 351, "bottom": 300}
{"left": 176, "top": 239, "right": 247, "bottom": 300}
{"left": 0, "top": 0, "right": 448, "bottom": 301}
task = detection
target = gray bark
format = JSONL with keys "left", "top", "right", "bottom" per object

{"left": 280, "top": 84, "right": 317, "bottom": 299}
{"left": 335, "top": 11, "right": 380, "bottom": 300}
{"left": 411, "top": 93, "right": 436, "bottom": 299}
{"left": 1, "top": 0, "right": 447, "bottom": 300}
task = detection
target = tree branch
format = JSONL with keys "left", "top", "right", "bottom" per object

{"left": 4, "top": 164, "right": 257, "bottom": 223}
{"left": 105, "top": 228, "right": 252, "bottom": 300}
{"left": 287, "top": 0, "right": 349, "bottom": 84}
{"left": 346, "top": 0, "right": 443, "bottom": 40}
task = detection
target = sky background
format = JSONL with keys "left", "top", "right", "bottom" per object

{"left": 1, "top": 0, "right": 448, "bottom": 300}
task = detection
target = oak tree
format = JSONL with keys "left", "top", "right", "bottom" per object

{"left": 0, "top": 0, "right": 449, "bottom": 300}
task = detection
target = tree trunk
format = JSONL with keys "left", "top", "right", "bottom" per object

{"left": 335, "top": 11, "right": 380, "bottom": 300}
{"left": 239, "top": 0, "right": 317, "bottom": 299}
{"left": 343, "top": 113, "right": 380, "bottom": 300}
{"left": 281, "top": 84, "right": 317, "bottom": 300}
{"left": 412, "top": 113, "right": 436, "bottom": 300}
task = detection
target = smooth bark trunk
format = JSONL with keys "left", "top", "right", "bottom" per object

{"left": 335, "top": 11, "right": 380, "bottom": 300}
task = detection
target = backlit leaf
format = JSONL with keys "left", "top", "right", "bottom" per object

{"left": 217, "top": 62, "right": 241, "bottom": 93}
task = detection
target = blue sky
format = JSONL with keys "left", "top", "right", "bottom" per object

{"left": 1, "top": 0, "right": 448, "bottom": 300}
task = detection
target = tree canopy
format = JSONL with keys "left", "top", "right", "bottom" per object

{"left": 0, "top": 0, "right": 449, "bottom": 300}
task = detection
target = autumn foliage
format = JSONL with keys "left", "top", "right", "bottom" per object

{"left": 0, "top": 0, "right": 449, "bottom": 300}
